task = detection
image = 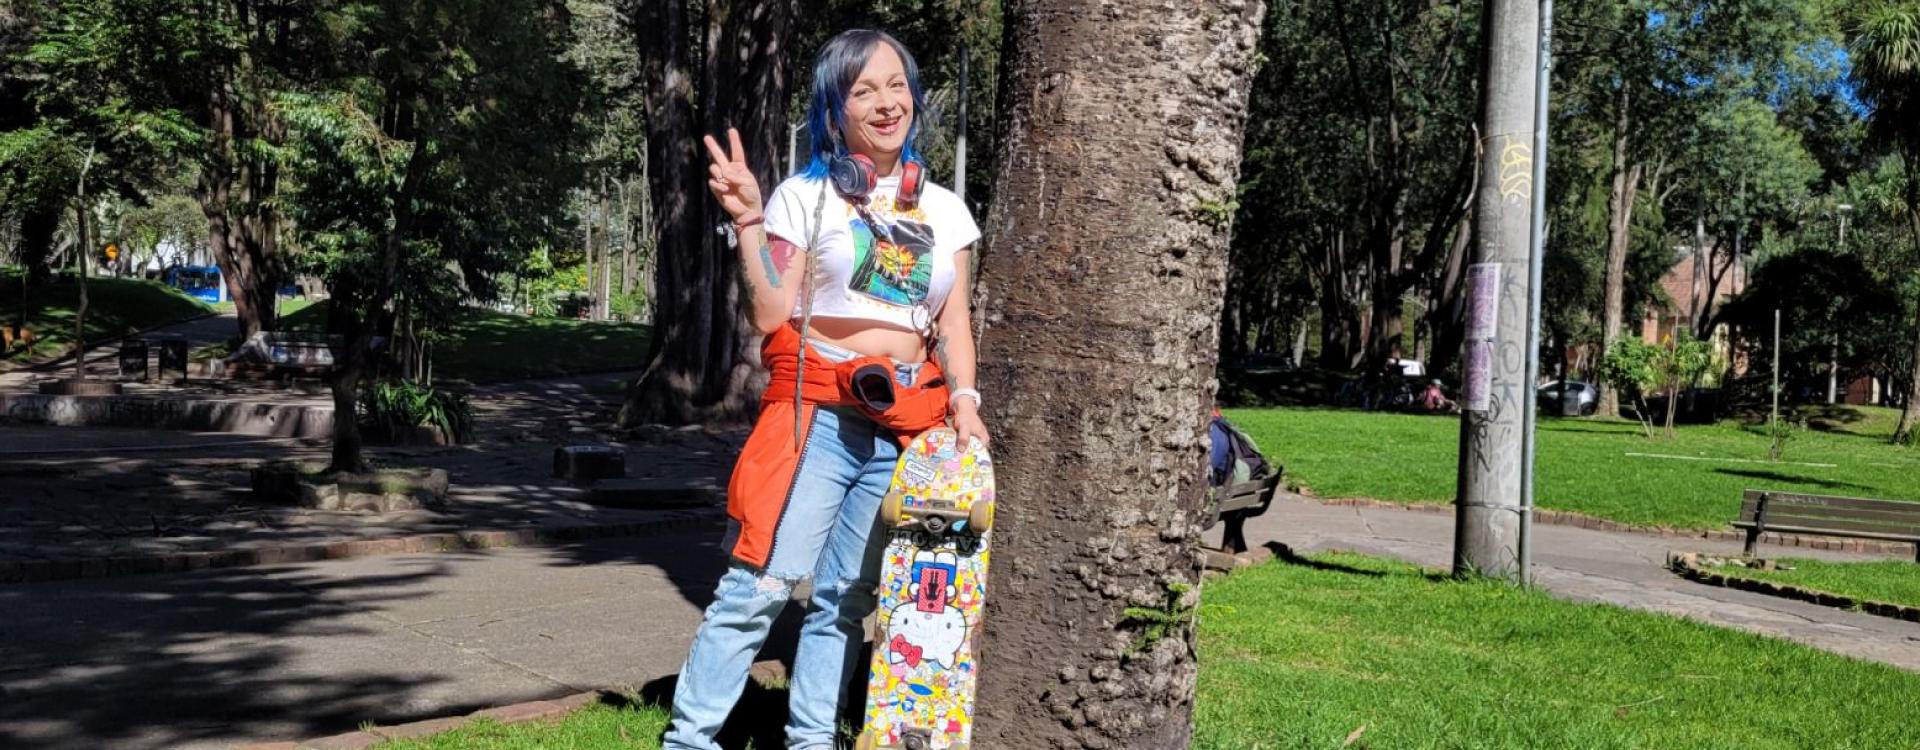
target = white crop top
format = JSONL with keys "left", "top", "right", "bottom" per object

{"left": 762, "top": 173, "right": 981, "bottom": 333}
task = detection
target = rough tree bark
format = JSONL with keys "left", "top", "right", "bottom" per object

{"left": 197, "top": 2, "right": 289, "bottom": 342}
{"left": 1895, "top": 151, "right": 1920, "bottom": 444}
{"left": 620, "top": 0, "right": 789, "bottom": 427}
{"left": 969, "top": 0, "right": 1264, "bottom": 747}
{"left": 1313, "top": 229, "right": 1366, "bottom": 369}
{"left": 1597, "top": 84, "right": 1639, "bottom": 419}
{"left": 1424, "top": 216, "right": 1473, "bottom": 377}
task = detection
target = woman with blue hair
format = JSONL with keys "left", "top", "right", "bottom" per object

{"left": 663, "top": 29, "right": 987, "bottom": 750}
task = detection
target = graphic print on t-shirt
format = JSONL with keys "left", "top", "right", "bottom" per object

{"left": 848, "top": 213, "right": 936, "bottom": 306}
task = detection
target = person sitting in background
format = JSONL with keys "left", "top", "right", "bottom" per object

{"left": 1420, "top": 379, "right": 1454, "bottom": 413}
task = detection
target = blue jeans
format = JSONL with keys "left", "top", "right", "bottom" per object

{"left": 664, "top": 367, "right": 911, "bottom": 749}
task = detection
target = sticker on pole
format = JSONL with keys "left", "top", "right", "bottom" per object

{"left": 1464, "top": 263, "right": 1501, "bottom": 412}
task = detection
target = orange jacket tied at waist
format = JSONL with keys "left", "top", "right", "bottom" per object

{"left": 727, "top": 325, "right": 949, "bottom": 568}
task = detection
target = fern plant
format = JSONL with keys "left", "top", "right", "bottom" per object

{"left": 360, "top": 380, "right": 474, "bottom": 443}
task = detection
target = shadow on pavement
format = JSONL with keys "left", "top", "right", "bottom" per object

{"left": 0, "top": 563, "right": 457, "bottom": 750}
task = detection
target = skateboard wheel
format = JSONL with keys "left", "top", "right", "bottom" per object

{"left": 854, "top": 731, "right": 877, "bottom": 750}
{"left": 881, "top": 492, "right": 905, "bottom": 526}
{"left": 969, "top": 500, "right": 994, "bottom": 533}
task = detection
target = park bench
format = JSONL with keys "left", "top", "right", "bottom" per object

{"left": 1209, "top": 473, "right": 1283, "bottom": 554}
{"left": 1736, "top": 489, "right": 1920, "bottom": 562}
{"left": 117, "top": 337, "right": 191, "bottom": 381}
{"left": 227, "top": 330, "right": 342, "bottom": 378}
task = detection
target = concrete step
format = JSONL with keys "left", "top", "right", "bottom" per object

{"left": 0, "top": 392, "right": 334, "bottom": 438}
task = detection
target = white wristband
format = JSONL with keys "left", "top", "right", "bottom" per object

{"left": 949, "top": 387, "right": 982, "bottom": 410}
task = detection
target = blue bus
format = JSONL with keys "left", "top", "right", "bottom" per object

{"left": 163, "top": 265, "right": 226, "bottom": 304}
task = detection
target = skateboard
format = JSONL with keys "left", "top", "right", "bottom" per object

{"left": 855, "top": 427, "right": 995, "bottom": 750}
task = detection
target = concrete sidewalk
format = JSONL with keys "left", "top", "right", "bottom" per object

{"left": 0, "top": 527, "right": 740, "bottom": 750}
{"left": 1234, "top": 494, "right": 1920, "bottom": 672}
{"left": 7, "top": 492, "right": 1916, "bottom": 750}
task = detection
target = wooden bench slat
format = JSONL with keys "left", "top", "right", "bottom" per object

{"left": 1734, "top": 512, "right": 1920, "bottom": 535}
{"left": 1730, "top": 521, "right": 1920, "bottom": 545}
{"left": 1741, "top": 490, "right": 1920, "bottom": 514}
{"left": 1735, "top": 506, "right": 1920, "bottom": 529}
{"left": 1746, "top": 518, "right": 1920, "bottom": 540}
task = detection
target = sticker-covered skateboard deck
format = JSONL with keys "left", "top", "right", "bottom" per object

{"left": 856, "top": 427, "right": 994, "bottom": 750}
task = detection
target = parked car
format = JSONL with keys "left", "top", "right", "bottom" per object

{"left": 1538, "top": 381, "right": 1597, "bottom": 416}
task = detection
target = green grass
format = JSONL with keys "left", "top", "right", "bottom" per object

{"left": 212, "top": 296, "right": 319, "bottom": 319}
{"left": 1224, "top": 406, "right": 1920, "bottom": 529}
{"left": 1714, "top": 557, "right": 1920, "bottom": 610}
{"left": 374, "top": 704, "right": 669, "bottom": 749}
{"left": 279, "top": 302, "right": 651, "bottom": 383}
{"left": 373, "top": 554, "right": 1920, "bottom": 749}
{"left": 1195, "top": 553, "right": 1920, "bottom": 750}
{"left": 0, "top": 268, "right": 212, "bottom": 361}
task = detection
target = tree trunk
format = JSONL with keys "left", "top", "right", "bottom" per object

{"left": 1291, "top": 317, "right": 1308, "bottom": 369}
{"left": 1598, "top": 84, "right": 1639, "bottom": 419}
{"left": 328, "top": 345, "right": 368, "bottom": 473}
{"left": 1425, "top": 217, "right": 1472, "bottom": 378}
{"left": 1315, "top": 230, "right": 1365, "bottom": 370}
{"left": 619, "top": 178, "right": 635, "bottom": 303}
{"left": 324, "top": 133, "right": 432, "bottom": 474}
{"left": 1894, "top": 151, "right": 1920, "bottom": 444}
{"left": 585, "top": 198, "right": 597, "bottom": 317}
{"left": 970, "top": 1, "right": 1264, "bottom": 746}
{"left": 16, "top": 201, "right": 58, "bottom": 284}
{"left": 199, "top": 81, "right": 281, "bottom": 342}
{"left": 598, "top": 187, "right": 613, "bottom": 319}
{"left": 620, "top": 0, "right": 789, "bottom": 427}
{"left": 71, "top": 200, "right": 89, "bottom": 381}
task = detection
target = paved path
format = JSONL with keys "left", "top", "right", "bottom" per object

{"left": 0, "top": 529, "right": 745, "bottom": 750}
{"left": 1233, "top": 495, "right": 1920, "bottom": 672}
{"left": 0, "top": 370, "right": 738, "bottom": 562}
{"left": 7, "top": 490, "right": 1917, "bottom": 749}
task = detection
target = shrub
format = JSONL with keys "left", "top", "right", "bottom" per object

{"left": 1601, "top": 332, "right": 1714, "bottom": 438}
{"left": 360, "top": 380, "right": 474, "bottom": 444}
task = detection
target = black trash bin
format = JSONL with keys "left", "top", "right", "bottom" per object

{"left": 158, "top": 338, "right": 189, "bottom": 381}
{"left": 119, "top": 338, "right": 150, "bottom": 381}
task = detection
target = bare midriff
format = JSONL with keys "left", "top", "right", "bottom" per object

{"left": 803, "top": 316, "right": 930, "bottom": 363}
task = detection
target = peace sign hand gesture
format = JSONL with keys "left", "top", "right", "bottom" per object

{"left": 703, "top": 128, "right": 763, "bottom": 222}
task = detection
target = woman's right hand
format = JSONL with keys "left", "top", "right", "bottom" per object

{"left": 703, "top": 128, "right": 763, "bottom": 222}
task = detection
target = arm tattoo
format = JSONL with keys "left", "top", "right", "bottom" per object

{"left": 759, "top": 243, "right": 782, "bottom": 288}
{"left": 763, "top": 238, "right": 799, "bottom": 289}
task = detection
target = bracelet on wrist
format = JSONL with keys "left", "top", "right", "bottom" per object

{"left": 949, "top": 387, "right": 982, "bottom": 410}
{"left": 734, "top": 212, "right": 764, "bottom": 230}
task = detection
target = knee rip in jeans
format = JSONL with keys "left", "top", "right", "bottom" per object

{"left": 754, "top": 572, "right": 804, "bottom": 598}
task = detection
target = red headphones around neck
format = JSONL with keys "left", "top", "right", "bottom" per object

{"left": 830, "top": 152, "right": 924, "bottom": 210}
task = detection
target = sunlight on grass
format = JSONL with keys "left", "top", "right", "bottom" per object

{"left": 277, "top": 302, "right": 651, "bottom": 382}
{"left": 374, "top": 703, "right": 669, "bottom": 749}
{"left": 1195, "top": 553, "right": 1920, "bottom": 750}
{"left": 0, "top": 270, "right": 211, "bottom": 361}
{"left": 1224, "top": 407, "right": 1920, "bottom": 529}
{"left": 1715, "top": 557, "right": 1920, "bottom": 610}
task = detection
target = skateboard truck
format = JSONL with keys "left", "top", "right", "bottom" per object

{"left": 880, "top": 493, "right": 995, "bottom": 534}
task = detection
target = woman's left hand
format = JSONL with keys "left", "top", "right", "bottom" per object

{"left": 951, "top": 401, "right": 990, "bottom": 451}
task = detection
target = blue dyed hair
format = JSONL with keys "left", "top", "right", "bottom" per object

{"left": 799, "top": 29, "right": 926, "bottom": 180}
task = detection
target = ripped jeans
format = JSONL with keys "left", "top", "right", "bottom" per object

{"left": 664, "top": 348, "right": 914, "bottom": 750}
